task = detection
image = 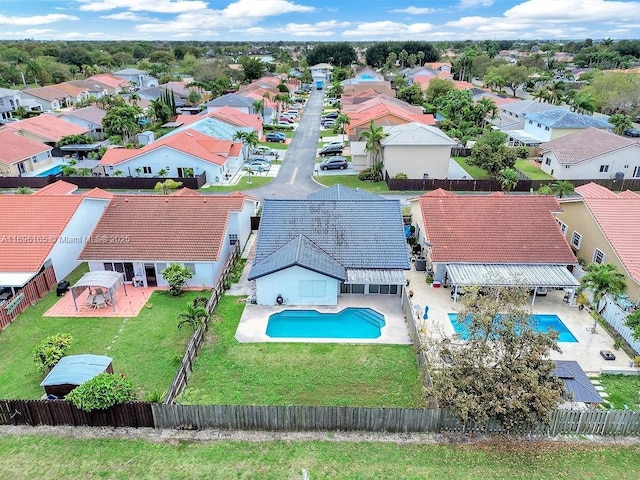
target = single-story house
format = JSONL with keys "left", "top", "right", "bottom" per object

{"left": 98, "top": 129, "right": 243, "bottom": 181}
{"left": 0, "top": 128, "right": 53, "bottom": 177}
{"left": 0, "top": 181, "right": 112, "bottom": 291}
{"left": 20, "top": 86, "right": 69, "bottom": 111}
{"left": 113, "top": 68, "right": 158, "bottom": 89}
{"left": 248, "top": 186, "right": 410, "bottom": 305}
{"left": 378, "top": 122, "right": 456, "bottom": 180}
{"left": 87, "top": 73, "right": 130, "bottom": 94}
{"left": 5, "top": 114, "right": 90, "bottom": 155}
{"left": 58, "top": 106, "right": 107, "bottom": 140}
{"left": 557, "top": 183, "right": 640, "bottom": 304}
{"left": 78, "top": 191, "right": 259, "bottom": 288}
{"left": 540, "top": 127, "right": 640, "bottom": 179}
{"left": 205, "top": 93, "right": 256, "bottom": 115}
{"left": 410, "top": 190, "right": 579, "bottom": 301}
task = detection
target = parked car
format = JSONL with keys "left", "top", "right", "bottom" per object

{"left": 325, "top": 141, "right": 344, "bottom": 148}
{"left": 623, "top": 128, "right": 640, "bottom": 137}
{"left": 319, "top": 144, "right": 344, "bottom": 156}
{"left": 250, "top": 156, "right": 271, "bottom": 164}
{"left": 322, "top": 111, "right": 339, "bottom": 120}
{"left": 265, "top": 132, "right": 286, "bottom": 143}
{"left": 251, "top": 146, "right": 274, "bottom": 156}
{"left": 319, "top": 156, "right": 348, "bottom": 170}
{"left": 245, "top": 160, "right": 271, "bottom": 171}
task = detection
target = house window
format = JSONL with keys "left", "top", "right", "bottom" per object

{"left": 593, "top": 248, "right": 606, "bottom": 264}
{"left": 537, "top": 123, "right": 542, "bottom": 128}
{"left": 545, "top": 126, "right": 550, "bottom": 131}
{"left": 183, "top": 263, "right": 196, "bottom": 275}
{"left": 556, "top": 219, "right": 568, "bottom": 236}
{"left": 31, "top": 156, "right": 39, "bottom": 164}
{"left": 229, "top": 234, "right": 238, "bottom": 245}
{"left": 571, "top": 231, "right": 582, "bottom": 250}
{"left": 634, "top": 166, "right": 640, "bottom": 178}
{"left": 565, "top": 165, "right": 570, "bottom": 169}
{"left": 142, "top": 166, "right": 152, "bottom": 174}
{"left": 299, "top": 280, "right": 326, "bottom": 297}
{"left": 369, "top": 284, "right": 379, "bottom": 294}
{"left": 599, "top": 165, "right": 609, "bottom": 173}
{"left": 102, "top": 262, "right": 135, "bottom": 281}
{"left": 545, "top": 158, "right": 551, "bottom": 166}
{"left": 528, "top": 120, "right": 533, "bottom": 124}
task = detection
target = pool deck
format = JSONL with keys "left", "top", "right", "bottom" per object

{"left": 405, "top": 266, "right": 633, "bottom": 374}
{"left": 235, "top": 296, "right": 412, "bottom": 345}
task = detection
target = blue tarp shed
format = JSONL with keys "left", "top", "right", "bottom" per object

{"left": 40, "top": 354, "right": 113, "bottom": 392}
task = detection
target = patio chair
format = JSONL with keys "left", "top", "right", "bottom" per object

{"left": 87, "top": 294, "right": 95, "bottom": 307}
{"left": 94, "top": 294, "right": 107, "bottom": 309}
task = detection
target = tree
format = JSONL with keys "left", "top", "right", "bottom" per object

{"left": 608, "top": 114, "right": 633, "bottom": 135}
{"left": 497, "top": 167, "right": 519, "bottom": 192}
{"left": 238, "top": 56, "right": 266, "bottom": 82}
{"left": 550, "top": 180, "right": 575, "bottom": 198}
{"left": 427, "top": 286, "right": 564, "bottom": 432}
{"left": 469, "top": 130, "right": 517, "bottom": 176}
{"left": 56, "top": 134, "right": 94, "bottom": 148}
{"left": 161, "top": 263, "right": 194, "bottom": 296}
{"left": 154, "top": 179, "right": 183, "bottom": 194}
{"left": 252, "top": 99, "right": 265, "bottom": 120}
{"left": 577, "top": 263, "right": 627, "bottom": 332}
{"left": 233, "top": 130, "right": 258, "bottom": 160}
{"left": 625, "top": 309, "right": 640, "bottom": 342}
{"left": 568, "top": 91, "right": 596, "bottom": 115}
{"left": 243, "top": 166, "right": 254, "bottom": 184}
{"left": 306, "top": 43, "right": 357, "bottom": 67}
{"left": 33, "top": 333, "right": 73, "bottom": 373}
{"left": 485, "top": 64, "right": 530, "bottom": 97}
{"left": 335, "top": 113, "right": 350, "bottom": 142}
{"left": 15, "top": 186, "right": 32, "bottom": 195}
{"left": 177, "top": 303, "right": 210, "bottom": 332}
{"left": 396, "top": 83, "right": 424, "bottom": 105}
{"left": 102, "top": 105, "right": 141, "bottom": 144}
{"left": 358, "top": 120, "right": 387, "bottom": 169}
{"left": 66, "top": 373, "right": 135, "bottom": 412}
{"left": 424, "top": 78, "right": 455, "bottom": 104}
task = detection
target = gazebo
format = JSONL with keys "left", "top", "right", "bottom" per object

{"left": 70, "top": 271, "right": 127, "bottom": 311}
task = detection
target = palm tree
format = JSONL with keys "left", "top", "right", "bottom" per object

{"left": 546, "top": 80, "right": 566, "bottom": 105}
{"left": 336, "top": 113, "right": 350, "bottom": 142}
{"left": 177, "top": 304, "right": 210, "bottom": 332}
{"left": 550, "top": 180, "right": 574, "bottom": 198}
{"left": 497, "top": 167, "right": 519, "bottom": 192}
{"left": 358, "top": 120, "right": 387, "bottom": 170}
{"left": 243, "top": 166, "right": 254, "bottom": 184}
{"left": 532, "top": 88, "right": 548, "bottom": 103}
{"left": 233, "top": 131, "right": 259, "bottom": 161}
{"left": 156, "top": 168, "right": 168, "bottom": 177}
{"left": 252, "top": 100, "right": 265, "bottom": 120}
{"left": 577, "top": 263, "right": 627, "bottom": 333}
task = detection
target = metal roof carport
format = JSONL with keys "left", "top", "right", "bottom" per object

{"left": 445, "top": 263, "right": 579, "bottom": 305}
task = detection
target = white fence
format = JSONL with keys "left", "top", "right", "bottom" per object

{"left": 601, "top": 296, "right": 640, "bottom": 354}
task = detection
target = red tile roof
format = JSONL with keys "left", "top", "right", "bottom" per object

{"left": 6, "top": 114, "right": 89, "bottom": 142}
{"left": 88, "top": 74, "right": 130, "bottom": 90}
{"left": 209, "top": 106, "right": 263, "bottom": 131}
{"left": 82, "top": 188, "right": 115, "bottom": 200}
{"left": 99, "top": 129, "right": 237, "bottom": 166}
{"left": 0, "top": 195, "right": 83, "bottom": 272}
{"left": 0, "top": 128, "right": 52, "bottom": 165}
{"left": 33, "top": 180, "right": 77, "bottom": 196}
{"left": 417, "top": 194, "right": 576, "bottom": 264}
{"left": 78, "top": 195, "right": 247, "bottom": 262}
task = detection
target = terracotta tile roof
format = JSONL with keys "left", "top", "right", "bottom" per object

{"left": 88, "top": 74, "right": 129, "bottom": 90}
{"left": 33, "top": 180, "right": 77, "bottom": 196}
{"left": 541, "top": 128, "right": 638, "bottom": 165}
{"left": 82, "top": 188, "right": 114, "bottom": 200}
{"left": 99, "top": 129, "right": 235, "bottom": 166}
{"left": 574, "top": 182, "right": 620, "bottom": 199}
{"left": 170, "top": 187, "right": 201, "bottom": 196}
{"left": 0, "top": 195, "right": 83, "bottom": 272}
{"left": 51, "top": 82, "right": 88, "bottom": 97}
{"left": 209, "top": 106, "right": 263, "bottom": 131}
{"left": 6, "top": 114, "right": 89, "bottom": 142}
{"left": 0, "top": 128, "right": 52, "bottom": 165}
{"left": 78, "top": 195, "right": 246, "bottom": 262}
{"left": 417, "top": 194, "right": 576, "bottom": 264}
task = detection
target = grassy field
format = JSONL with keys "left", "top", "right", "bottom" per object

{"left": 179, "top": 296, "right": 423, "bottom": 407}
{"left": 1, "top": 435, "right": 639, "bottom": 479}
{"left": 0, "top": 264, "right": 205, "bottom": 399}
{"left": 515, "top": 159, "right": 555, "bottom": 180}
{"left": 453, "top": 157, "right": 492, "bottom": 179}
{"left": 599, "top": 374, "right": 640, "bottom": 409}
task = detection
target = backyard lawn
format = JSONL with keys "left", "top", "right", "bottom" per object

{"left": 1, "top": 435, "right": 639, "bottom": 480}
{"left": 200, "top": 175, "right": 272, "bottom": 192}
{"left": 179, "top": 296, "right": 423, "bottom": 407}
{"left": 515, "top": 159, "right": 555, "bottom": 180}
{"left": 599, "top": 374, "right": 640, "bottom": 409}
{"left": 315, "top": 175, "right": 390, "bottom": 194}
{"left": 453, "top": 156, "right": 492, "bottom": 179}
{"left": 0, "top": 264, "right": 206, "bottom": 400}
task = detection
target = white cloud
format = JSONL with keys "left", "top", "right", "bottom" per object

{"left": 78, "top": 0, "right": 208, "bottom": 13}
{"left": 504, "top": 0, "right": 640, "bottom": 22}
{"left": 389, "top": 6, "right": 438, "bottom": 14}
{"left": 343, "top": 21, "right": 434, "bottom": 37}
{"left": 221, "top": 0, "right": 315, "bottom": 18}
{"left": 100, "top": 12, "right": 147, "bottom": 21}
{"left": 458, "top": 0, "right": 494, "bottom": 7}
{"left": 1, "top": 28, "right": 56, "bottom": 37}
{"left": 280, "top": 20, "right": 350, "bottom": 37}
{"left": 0, "top": 13, "right": 78, "bottom": 26}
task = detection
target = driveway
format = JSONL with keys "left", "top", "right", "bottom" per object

{"left": 248, "top": 89, "right": 325, "bottom": 200}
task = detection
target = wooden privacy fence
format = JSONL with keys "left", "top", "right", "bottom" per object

{"left": 163, "top": 243, "right": 241, "bottom": 404}
{"left": 150, "top": 404, "right": 640, "bottom": 436}
{"left": 0, "top": 400, "right": 153, "bottom": 428}
{"left": 0, "top": 265, "right": 57, "bottom": 331}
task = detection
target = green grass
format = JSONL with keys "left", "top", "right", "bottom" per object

{"left": 0, "top": 264, "right": 206, "bottom": 399}
{"left": 257, "top": 141, "right": 288, "bottom": 150}
{"left": 1, "top": 435, "right": 639, "bottom": 479}
{"left": 453, "top": 157, "right": 491, "bottom": 179}
{"left": 200, "top": 175, "right": 273, "bottom": 192}
{"left": 515, "top": 159, "right": 555, "bottom": 180}
{"left": 315, "top": 175, "right": 391, "bottom": 194}
{"left": 179, "top": 296, "right": 423, "bottom": 407}
{"left": 599, "top": 374, "right": 640, "bottom": 409}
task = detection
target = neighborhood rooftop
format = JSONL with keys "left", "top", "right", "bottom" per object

{"left": 524, "top": 109, "right": 613, "bottom": 129}
{"left": 541, "top": 128, "right": 639, "bottom": 165}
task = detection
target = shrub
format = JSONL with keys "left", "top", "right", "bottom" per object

{"left": 393, "top": 172, "right": 408, "bottom": 179}
{"left": 66, "top": 373, "right": 135, "bottom": 412}
{"left": 358, "top": 168, "right": 374, "bottom": 181}
{"left": 516, "top": 146, "right": 530, "bottom": 159}
{"left": 34, "top": 333, "right": 73, "bottom": 372}
{"left": 161, "top": 263, "right": 194, "bottom": 296}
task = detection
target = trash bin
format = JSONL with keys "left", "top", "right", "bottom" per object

{"left": 56, "top": 281, "right": 70, "bottom": 297}
{"left": 415, "top": 257, "right": 427, "bottom": 271}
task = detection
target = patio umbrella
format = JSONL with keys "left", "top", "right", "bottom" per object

{"left": 423, "top": 306, "right": 429, "bottom": 320}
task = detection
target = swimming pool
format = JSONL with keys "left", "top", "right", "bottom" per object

{"left": 448, "top": 313, "right": 577, "bottom": 343}
{"left": 35, "top": 164, "right": 63, "bottom": 177}
{"left": 267, "top": 308, "right": 385, "bottom": 339}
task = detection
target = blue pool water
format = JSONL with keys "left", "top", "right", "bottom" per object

{"left": 267, "top": 308, "right": 385, "bottom": 339}
{"left": 35, "top": 164, "right": 63, "bottom": 177}
{"left": 448, "top": 313, "right": 577, "bottom": 343}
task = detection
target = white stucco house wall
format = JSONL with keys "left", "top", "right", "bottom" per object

{"left": 540, "top": 127, "right": 640, "bottom": 180}
{"left": 380, "top": 122, "right": 456, "bottom": 180}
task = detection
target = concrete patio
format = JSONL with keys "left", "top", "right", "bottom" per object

{"left": 404, "top": 265, "right": 633, "bottom": 374}
{"left": 44, "top": 285, "right": 156, "bottom": 318}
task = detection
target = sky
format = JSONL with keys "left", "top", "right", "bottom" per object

{"left": 0, "top": 0, "right": 638, "bottom": 42}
